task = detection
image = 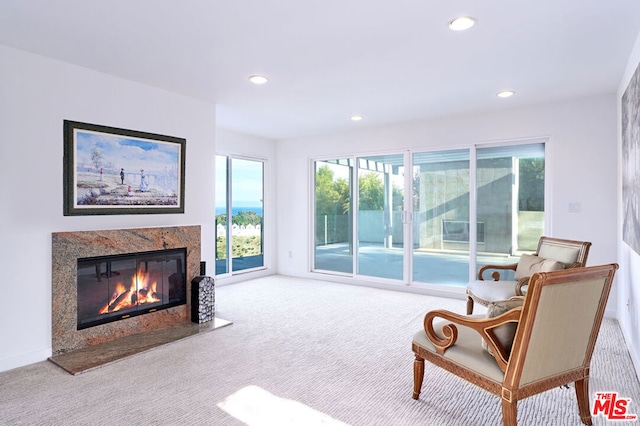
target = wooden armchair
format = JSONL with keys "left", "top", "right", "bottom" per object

{"left": 412, "top": 264, "right": 618, "bottom": 426}
{"left": 466, "top": 236, "right": 591, "bottom": 314}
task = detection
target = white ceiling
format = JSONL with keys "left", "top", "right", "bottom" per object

{"left": 2, "top": 0, "right": 640, "bottom": 140}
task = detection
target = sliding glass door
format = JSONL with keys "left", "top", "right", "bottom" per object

{"left": 216, "top": 155, "right": 265, "bottom": 275}
{"left": 313, "top": 159, "right": 353, "bottom": 274}
{"left": 215, "top": 156, "right": 230, "bottom": 275}
{"left": 312, "top": 140, "right": 545, "bottom": 287}
{"left": 314, "top": 154, "right": 409, "bottom": 281}
{"left": 476, "top": 143, "right": 545, "bottom": 275}
{"left": 356, "top": 154, "right": 405, "bottom": 280}
{"left": 412, "top": 149, "right": 470, "bottom": 285}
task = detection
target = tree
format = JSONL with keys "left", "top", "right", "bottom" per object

{"left": 358, "top": 172, "right": 384, "bottom": 210}
{"left": 315, "top": 166, "right": 348, "bottom": 215}
{"left": 334, "top": 177, "right": 350, "bottom": 214}
{"left": 519, "top": 158, "right": 545, "bottom": 211}
{"left": 392, "top": 184, "right": 404, "bottom": 211}
{"left": 216, "top": 211, "right": 262, "bottom": 227}
{"left": 91, "top": 145, "right": 104, "bottom": 171}
{"left": 316, "top": 165, "right": 401, "bottom": 213}
{"left": 233, "top": 211, "right": 262, "bottom": 226}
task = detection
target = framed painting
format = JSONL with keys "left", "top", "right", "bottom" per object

{"left": 63, "top": 120, "right": 186, "bottom": 215}
{"left": 622, "top": 63, "right": 640, "bottom": 255}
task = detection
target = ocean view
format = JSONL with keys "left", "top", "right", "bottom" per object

{"left": 215, "top": 206, "right": 263, "bottom": 216}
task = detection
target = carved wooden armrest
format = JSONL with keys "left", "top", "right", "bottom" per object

{"left": 477, "top": 263, "right": 519, "bottom": 281}
{"left": 515, "top": 277, "right": 529, "bottom": 296}
{"left": 423, "top": 308, "right": 522, "bottom": 372}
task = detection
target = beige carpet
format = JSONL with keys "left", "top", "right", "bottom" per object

{"left": 1, "top": 275, "right": 639, "bottom": 425}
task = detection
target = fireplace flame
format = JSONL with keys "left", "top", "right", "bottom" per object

{"left": 99, "top": 266, "right": 161, "bottom": 314}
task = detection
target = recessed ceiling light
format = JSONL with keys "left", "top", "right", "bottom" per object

{"left": 497, "top": 90, "right": 515, "bottom": 98}
{"left": 448, "top": 16, "right": 476, "bottom": 31}
{"left": 350, "top": 115, "right": 364, "bottom": 121}
{"left": 248, "top": 75, "right": 269, "bottom": 85}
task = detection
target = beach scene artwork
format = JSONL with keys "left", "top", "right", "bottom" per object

{"left": 64, "top": 121, "right": 185, "bottom": 215}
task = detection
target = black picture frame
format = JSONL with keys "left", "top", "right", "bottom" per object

{"left": 63, "top": 120, "right": 186, "bottom": 216}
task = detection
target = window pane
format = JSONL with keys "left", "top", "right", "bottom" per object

{"left": 215, "top": 155, "right": 229, "bottom": 275}
{"left": 356, "top": 154, "right": 404, "bottom": 280}
{"left": 476, "top": 143, "right": 545, "bottom": 277}
{"left": 412, "top": 149, "right": 470, "bottom": 285}
{"left": 231, "top": 158, "right": 264, "bottom": 272}
{"left": 314, "top": 159, "right": 353, "bottom": 273}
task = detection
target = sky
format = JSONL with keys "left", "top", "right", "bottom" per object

{"left": 75, "top": 129, "right": 180, "bottom": 175}
{"left": 216, "top": 156, "right": 263, "bottom": 207}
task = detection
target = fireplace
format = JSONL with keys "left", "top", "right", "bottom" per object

{"left": 77, "top": 248, "right": 187, "bottom": 330}
{"left": 52, "top": 226, "right": 200, "bottom": 356}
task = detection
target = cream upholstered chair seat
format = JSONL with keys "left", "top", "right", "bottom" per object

{"left": 466, "top": 236, "right": 591, "bottom": 314}
{"left": 412, "top": 264, "right": 618, "bottom": 426}
{"left": 466, "top": 280, "right": 519, "bottom": 304}
{"left": 413, "top": 321, "right": 505, "bottom": 383}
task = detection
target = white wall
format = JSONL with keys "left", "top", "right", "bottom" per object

{"left": 277, "top": 95, "right": 619, "bottom": 302}
{"left": 617, "top": 32, "right": 640, "bottom": 378}
{"left": 215, "top": 128, "right": 278, "bottom": 285}
{"left": 0, "top": 41, "right": 627, "bottom": 374}
{"left": 0, "top": 45, "right": 217, "bottom": 372}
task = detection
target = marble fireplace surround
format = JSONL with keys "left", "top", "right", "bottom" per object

{"left": 51, "top": 226, "right": 201, "bottom": 366}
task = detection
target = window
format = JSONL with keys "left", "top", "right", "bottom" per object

{"left": 356, "top": 154, "right": 405, "bottom": 280}
{"left": 475, "top": 143, "right": 546, "bottom": 276}
{"left": 216, "top": 155, "right": 265, "bottom": 275}
{"left": 412, "top": 149, "right": 470, "bottom": 285}
{"left": 311, "top": 140, "right": 546, "bottom": 288}
{"left": 313, "top": 159, "right": 353, "bottom": 274}
{"left": 442, "top": 221, "right": 485, "bottom": 243}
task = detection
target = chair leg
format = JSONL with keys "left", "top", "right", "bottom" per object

{"left": 466, "top": 296, "right": 474, "bottom": 315}
{"left": 501, "top": 398, "right": 518, "bottom": 426}
{"left": 412, "top": 354, "right": 424, "bottom": 400}
{"left": 575, "top": 378, "right": 593, "bottom": 425}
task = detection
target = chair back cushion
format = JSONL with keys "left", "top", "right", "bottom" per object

{"left": 537, "top": 241, "right": 583, "bottom": 265}
{"left": 514, "top": 254, "right": 565, "bottom": 280}
{"left": 481, "top": 298, "right": 524, "bottom": 355}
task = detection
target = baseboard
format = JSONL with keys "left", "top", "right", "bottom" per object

{"left": 631, "top": 347, "right": 640, "bottom": 384}
{"left": 0, "top": 347, "right": 52, "bottom": 373}
{"left": 604, "top": 306, "right": 617, "bottom": 319}
{"left": 296, "top": 271, "right": 468, "bottom": 301}
{"left": 215, "top": 268, "right": 275, "bottom": 286}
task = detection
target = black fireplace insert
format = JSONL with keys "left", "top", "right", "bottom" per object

{"left": 77, "top": 248, "right": 187, "bottom": 330}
